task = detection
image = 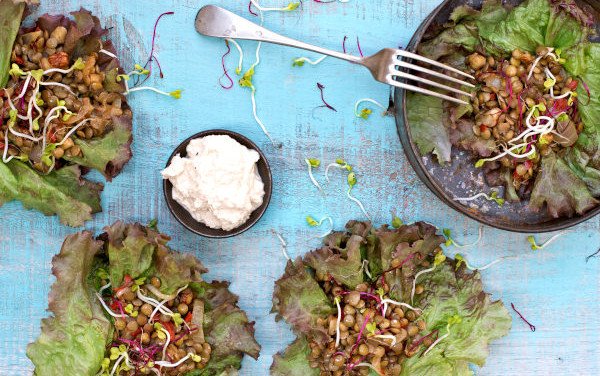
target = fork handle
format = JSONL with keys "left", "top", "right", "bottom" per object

{"left": 196, "top": 5, "right": 362, "bottom": 64}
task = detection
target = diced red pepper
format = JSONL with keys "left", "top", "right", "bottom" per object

{"left": 162, "top": 321, "right": 176, "bottom": 339}
{"left": 110, "top": 299, "right": 120, "bottom": 311}
{"left": 567, "top": 80, "right": 579, "bottom": 90}
{"left": 114, "top": 275, "right": 133, "bottom": 293}
{"left": 14, "top": 56, "right": 24, "bottom": 65}
{"left": 479, "top": 124, "right": 488, "bottom": 133}
{"left": 184, "top": 312, "right": 193, "bottom": 323}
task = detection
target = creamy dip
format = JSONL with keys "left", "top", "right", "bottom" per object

{"left": 162, "top": 135, "right": 265, "bottom": 231}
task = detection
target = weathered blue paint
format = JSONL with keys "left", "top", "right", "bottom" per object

{"left": 0, "top": 1, "right": 599, "bottom": 375}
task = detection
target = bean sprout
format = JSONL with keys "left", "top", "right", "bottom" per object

{"left": 347, "top": 188, "right": 370, "bottom": 220}
{"left": 334, "top": 297, "right": 341, "bottom": 348}
{"left": 2, "top": 131, "right": 14, "bottom": 163}
{"left": 160, "top": 327, "right": 170, "bottom": 361}
{"left": 527, "top": 48, "right": 554, "bottom": 81}
{"left": 380, "top": 298, "right": 421, "bottom": 317}
{"left": 38, "top": 81, "right": 76, "bottom": 96}
{"left": 305, "top": 159, "right": 323, "bottom": 192}
{"left": 109, "top": 353, "right": 127, "bottom": 376}
{"left": 422, "top": 330, "right": 449, "bottom": 356}
{"left": 354, "top": 363, "right": 384, "bottom": 376}
{"left": 272, "top": 230, "right": 290, "bottom": 260}
{"left": 149, "top": 285, "right": 189, "bottom": 321}
{"left": 99, "top": 49, "right": 117, "bottom": 59}
{"left": 56, "top": 119, "right": 92, "bottom": 146}
{"left": 372, "top": 334, "right": 396, "bottom": 347}
{"left": 411, "top": 266, "right": 435, "bottom": 304}
{"left": 155, "top": 353, "right": 199, "bottom": 368}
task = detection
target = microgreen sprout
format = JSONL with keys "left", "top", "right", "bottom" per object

{"left": 454, "top": 191, "right": 505, "bottom": 207}
{"left": 391, "top": 215, "right": 403, "bottom": 228}
{"left": 454, "top": 254, "right": 512, "bottom": 271}
{"left": 585, "top": 248, "right": 600, "bottom": 263}
{"left": 238, "top": 41, "right": 277, "bottom": 146}
{"left": 226, "top": 38, "right": 244, "bottom": 75}
{"left": 305, "top": 158, "right": 323, "bottom": 192}
{"left": 325, "top": 159, "right": 352, "bottom": 182}
{"left": 125, "top": 86, "right": 182, "bottom": 98}
{"left": 249, "top": 0, "right": 300, "bottom": 12}
{"left": 292, "top": 55, "right": 327, "bottom": 67}
{"left": 365, "top": 321, "right": 377, "bottom": 336}
{"left": 42, "top": 58, "right": 85, "bottom": 76}
{"left": 154, "top": 353, "right": 201, "bottom": 368}
{"left": 140, "top": 12, "right": 174, "bottom": 82}
{"left": 219, "top": 40, "right": 234, "bottom": 89}
{"left": 346, "top": 172, "right": 371, "bottom": 220}
{"left": 334, "top": 296, "right": 342, "bottom": 347}
{"left": 423, "top": 315, "right": 462, "bottom": 356}
{"left": 442, "top": 226, "right": 483, "bottom": 248}
{"left": 475, "top": 142, "right": 536, "bottom": 167}
{"left": 316, "top": 82, "right": 337, "bottom": 112}
{"left": 511, "top": 303, "right": 536, "bottom": 332}
{"left": 526, "top": 231, "right": 568, "bottom": 250}
{"left": 272, "top": 229, "right": 290, "bottom": 261}
{"left": 354, "top": 98, "right": 387, "bottom": 119}
{"left": 306, "top": 215, "right": 334, "bottom": 238}
{"left": 411, "top": 252, "right": 446, "bottom": 303}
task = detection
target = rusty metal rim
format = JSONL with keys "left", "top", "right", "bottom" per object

{"left": 394, "top": 0, "right": 600, "bottom": 233}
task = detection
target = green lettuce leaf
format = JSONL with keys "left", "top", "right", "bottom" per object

{"left": 65, "top": 115, "right": 133, "bottom": 181}
{"left": 375, "top": 222, "right": 446, "bottom": 301}
{"left": 530, "top": 151, "right": 598, "bottom": 217}
{"left": 204, "top": 303, "right": 261, "bottom": 362}
{"left": 105, "top": 222, "right": 156, "bottom": 287}
{"left": 0, "top": 9, "right": 132, "bottom": 226}
{"left": 27, "top": 231, "right": 113, "bottom": 376}
{"left": 563, "top": 43, "right": 600, "bottom": 196}
{"left": 0, "top": 0, "right": 38, "bottom": 87}
{"left": 0, "top": 161, "right": 103, "bottom": 226}
{"left": 271, "top": 222, "right": 510, "bottom": 375}
{"left": 272, "top": 259, "right": 334, "bottom": 341}
{"left": 407, "top": 93, "right": 452, "bottom": 164}
{"left": 401, "top": 261, "right": 512, "bottom": 376}
{"left": 478, "top": 0, "right": 551, "bottom": 54}
{"left": 303, "top": 221, "right": 370, "bottom": 289}
{"left": 271, "top": 337, "right": 319, "bottom": 376}
{"left": 29, "top": 223, "right": 260, "bottom": 375}
{"left": 448, "top": 119, "right": 497, "bottom": 157}
{"left": 418, "top": 24, "right": 479, "bottom": 61}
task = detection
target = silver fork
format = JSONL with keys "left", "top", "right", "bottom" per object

{"left": 195, "top": 5, "right": 474, "bottom": 105}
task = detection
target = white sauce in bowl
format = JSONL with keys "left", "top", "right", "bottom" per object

{"left": 161, "top": 135, "right": 265, "bottom": 231}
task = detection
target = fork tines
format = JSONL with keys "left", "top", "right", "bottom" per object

{"left": 389, "top": 49, "right": 475, "bottom": 105}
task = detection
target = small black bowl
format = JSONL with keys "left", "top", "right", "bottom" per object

{"left": 163, "top": 129, "right": 272, "bottom": 238}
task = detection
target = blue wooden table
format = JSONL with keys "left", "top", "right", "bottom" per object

{"left": 1, "top": 1, "right": 599, "bottom": 375}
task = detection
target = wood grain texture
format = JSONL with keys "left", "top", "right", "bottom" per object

{"left": 0, "top": 0, "right": 599, "bottom": 375}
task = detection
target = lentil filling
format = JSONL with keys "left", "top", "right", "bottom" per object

{"left": 465, "top": 46, "right": 583, "bottom": 197}
{"left": 1, "top": 14, "right": 130, "bottom": 174}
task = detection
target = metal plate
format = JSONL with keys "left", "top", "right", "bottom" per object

{"left": 395, "top": 0, "right": 600, "bottom": 233}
